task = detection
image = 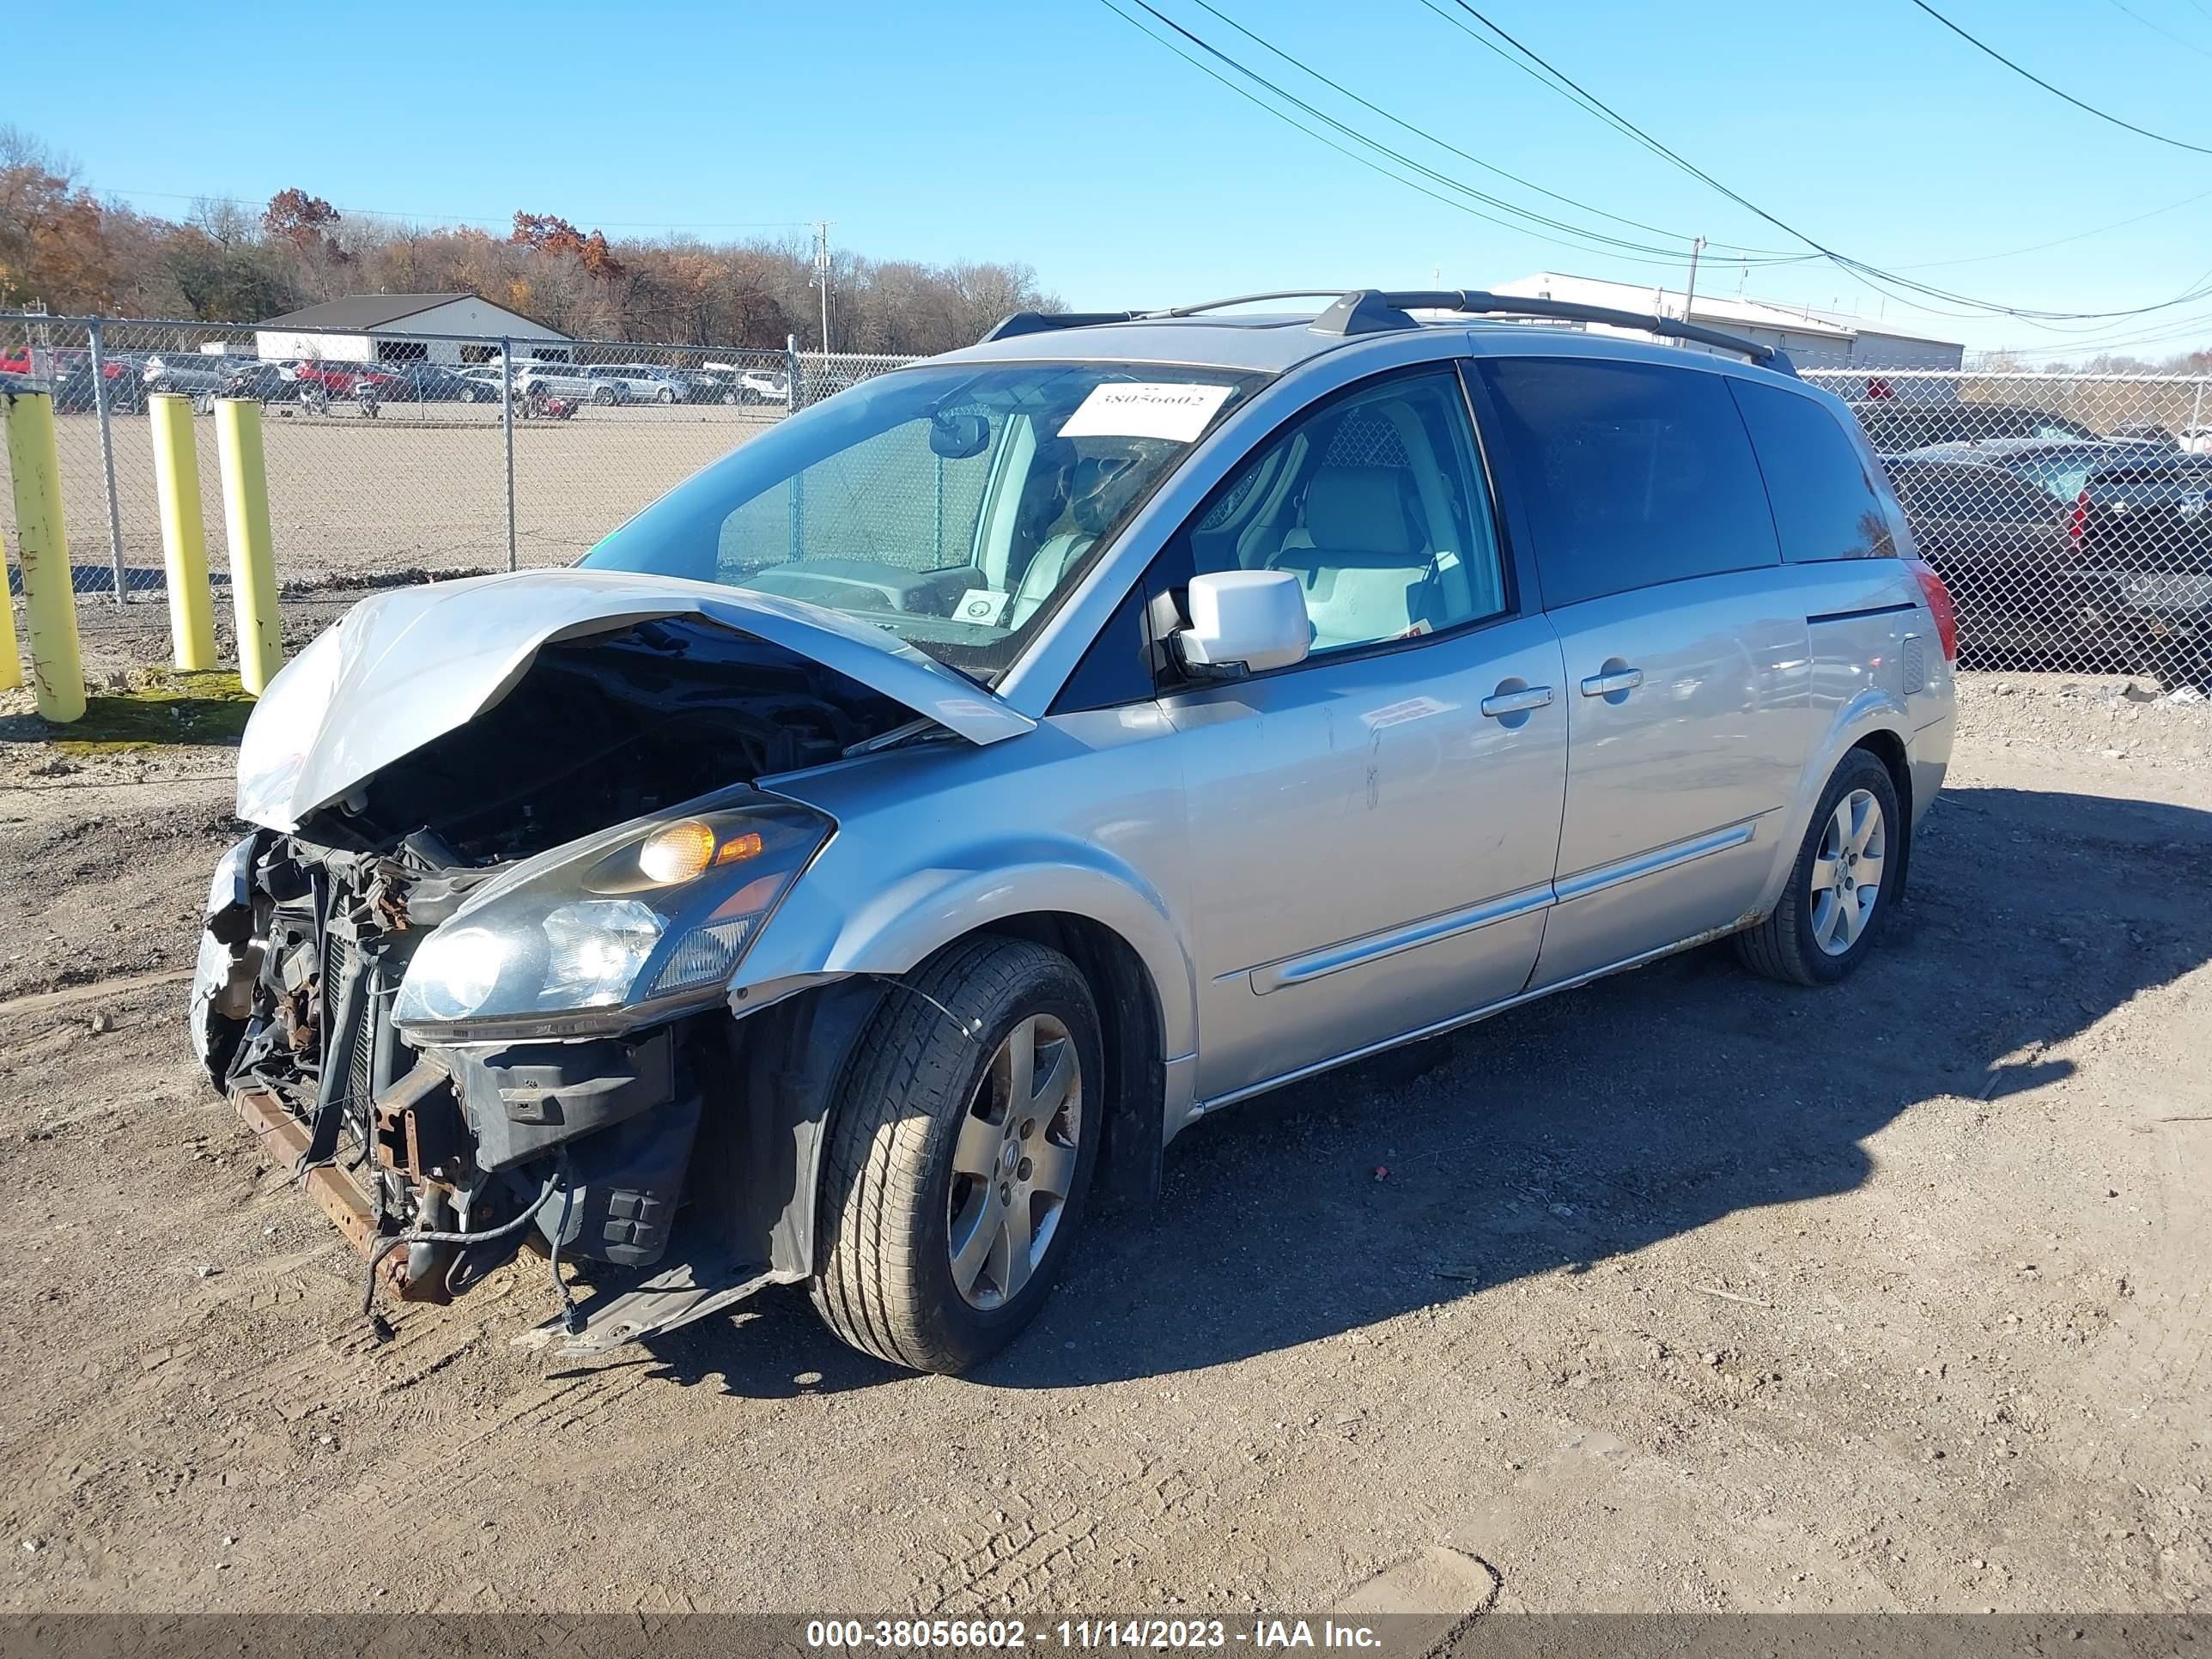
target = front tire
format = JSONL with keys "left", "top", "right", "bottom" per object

{"left": 811, "top": 937, "right": 1102, "bottom": 1374}
{"left": 1736, "top": 749, "right": 1900, "bottom": 987}
{"left": 593, "top": 386, "right": 617, "bottom": 406}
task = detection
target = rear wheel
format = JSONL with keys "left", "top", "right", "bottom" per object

{"left": 811, "top": 937, "right": 1101, "bottom": 1374}
{"left": 593, "top": 385, "right": 617, "bottom": 406}
{"left": 1736, "top": 750, "right": 1899, "bottom": 987}
{"left": 656, "top": 386, "right": 677, "bottom": 404}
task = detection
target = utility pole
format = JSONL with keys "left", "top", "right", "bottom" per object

{"left": 811, "top": 221, "right": 833, "bottom": 353}
{"left": 1681, "top": 235, "right": 1706, "bottom": 325}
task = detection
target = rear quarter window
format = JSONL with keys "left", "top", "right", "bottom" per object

{"left": 1732, "top": 379, "right": 1896, "bottom": 562}
{"left": 1477, "top": 357, "right": 1781, "bottom": 608}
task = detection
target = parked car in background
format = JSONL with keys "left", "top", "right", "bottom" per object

{"left": 582, "top": 364, "right": 684, "bottom": 404}
{"left": 2, "top": 347, "right": 150, "bottom": 414}
{"left": 1847, "top": 399, "right": 2100, "bottom": 453}
{"left": 512, "top": 361, "right": 598, "bottom": 402}
{"left": 2183, "top": 426, "right": 2212, "bottom": 456}
{"left": 1882, "top": 440, "right": 2212, "bottom": 666}
{"left": 144, "top": 354, "right": 260, "bottom": 400}
{"left": 193, "top": 288, "right": 1956, "bottom": 1375}
{"left": 220, "top": 361, "right": 294, "bottom": 404}
{"left": 2107, "top": 422, "right": 2177, "bottom": 447}
{"left": 700, "top": 362, "right": 789, "bottom": 404}
{"left": 738, "top": 367, "right": 791, "bottom": 404}
{"left": 674, "top": 368, "right": 740, "bottom": 404}
{"left": 379, "top": 362, "right": 501, "bottom": 403}
{"left": 292, "top": 361, "right": 407, "bottom": 400}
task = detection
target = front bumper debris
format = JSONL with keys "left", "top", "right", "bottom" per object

{"left": 232, "top": 1084, "right": 447, "bottom": 1304}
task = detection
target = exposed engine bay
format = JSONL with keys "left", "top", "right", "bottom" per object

{"left": 192, "top": 617, "right": 925, "bottom": 1346}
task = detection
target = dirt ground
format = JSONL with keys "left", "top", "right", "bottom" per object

{"left": 0, "top": 660, "right": 2206, "bottom": 1618}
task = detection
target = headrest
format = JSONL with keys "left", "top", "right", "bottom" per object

{"left": 1069, "top": 454, "right": 1142, "bottom": 535}
{"left": 1304, "top": 465, "right": 1414, "bottom": 556}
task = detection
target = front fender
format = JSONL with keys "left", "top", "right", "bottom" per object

{"left": 732, "top": 833, "right": 1200, "bottom": 1064}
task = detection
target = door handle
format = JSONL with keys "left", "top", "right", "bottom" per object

{"left": 1580, "top": 667, "right": 1644, "bottom": 698}
{"left": 1480, "top": 684, "right": 1554, "bottom": 719}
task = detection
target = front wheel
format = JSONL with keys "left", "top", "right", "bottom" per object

{"left": 1736, "top": 750, "right": 1900, "bottom": 987}
{"left": 657, "top": 386, "right": 676, "bottom": 404}
{"left": 592, "top": 386, "right": 617, "bottom": 406}
{"left": 811, "top": 937, "right": 1102, "bottom": 1374}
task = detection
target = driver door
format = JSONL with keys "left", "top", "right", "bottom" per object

{"left": 1149, "top": 367, "right": 1569, "bottom": 1104}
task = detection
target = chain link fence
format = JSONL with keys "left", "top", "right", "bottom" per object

{"left": 1803, "top": 367, "right": 2212, "bottom": 688}
{"left": 0, "top": 312, "right": 914, "bottom": 623}
{"left": 5, "top": 314, "right": 2211, "bottom": 690}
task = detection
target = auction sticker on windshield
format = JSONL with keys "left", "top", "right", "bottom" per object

{"left": 1059, "top": 381, "right": 1235, "bottom": 442}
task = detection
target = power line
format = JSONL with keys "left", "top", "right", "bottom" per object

{"left": 1094, "top": 0, "right": 1772, "bottom": 273}
{"left": 1903, "top": 0, "right": 2212, "bottom": 155}
{"left": 1179, "top": 0, "right": 1796, "bottom": 257}
{"left": 2099, "top": 0, "right": 2212, "bottom": 61}
{"left": 1886, "top": 183, "right": 2212, "bottom": 270}
{"left": 1413, "top": 0, "right": 2212, "bottom": 324}
{"left": 1113, "top": 0, "right": 1799, "bottom": 267}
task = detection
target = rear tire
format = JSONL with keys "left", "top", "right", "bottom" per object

{"left": 593, "top": 386, "right": 617, "bottom": 406}
{"left": 1736, "top": 749, "right": 1900, "bottom": 987}
{"left": 811, "top": 937, "right": 1102, "bottom": 1374}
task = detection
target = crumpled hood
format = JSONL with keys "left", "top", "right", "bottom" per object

{"left": 234, "top": 568, "right": 1033, "bottom": 831}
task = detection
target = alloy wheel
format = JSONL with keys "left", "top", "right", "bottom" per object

{"left": 946, "top": 1013, "right": 1081, "bottom": 1310}
{"left": 1810, "top": 787, "right": 1886, "bottom": 956}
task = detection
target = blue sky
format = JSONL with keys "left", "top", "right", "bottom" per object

{"left": 12, "top": 0, "right": 2212, "bottom": 354}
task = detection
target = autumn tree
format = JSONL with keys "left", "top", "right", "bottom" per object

{"left": 0, "top": 126, "right": 127, "bottom": 311}
{"left": 262, "top": 188, "right": 346, "bottom": 261}
{"left": 511, "top": 211, "right": 625, "bottom": 279}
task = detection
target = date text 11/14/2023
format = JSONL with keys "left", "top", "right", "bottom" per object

{"left": 804, "top": 1619, "right": 1388, "bottom": 1650}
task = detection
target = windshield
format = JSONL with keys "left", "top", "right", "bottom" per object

{"left": 581, "top": 360, "right": 1264, "bottom": 678}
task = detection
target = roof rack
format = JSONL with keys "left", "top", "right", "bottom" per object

{"left": 977, "top": 288, "right": 1791, "bottom": 373}
{"left": 1310, "top": 289, "right": 1790, "bottom": 370}
{"left": 978, "top": 310, "right": 1143, "bottom": 342}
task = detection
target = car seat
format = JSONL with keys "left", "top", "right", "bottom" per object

{"left": 1266, "top": 465, "right": 1437, "bottom": 649}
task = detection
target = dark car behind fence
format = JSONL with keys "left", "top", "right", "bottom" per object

{"left": 1801, "top": 368, "right": 2212, "bottom": 687}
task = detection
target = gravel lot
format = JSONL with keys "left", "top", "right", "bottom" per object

{"left": 0, "top": 660, "right": 2205, "bottom": 1617}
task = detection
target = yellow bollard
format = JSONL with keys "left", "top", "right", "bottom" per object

{"left": 2, "top": 388, "right": 86, "bottom": 722}
{"left": 213, "top": 398, "right": 283, "bottom": 694}
{"left": 0, "top": 436, "right": 19, "bottom": 690}
{"left": 147, "top": 392, "right": 217, "bottom": 671}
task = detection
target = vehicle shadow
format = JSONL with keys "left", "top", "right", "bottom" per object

{"left": 637, "top": 782, "right": 2212, "bottom": 1396}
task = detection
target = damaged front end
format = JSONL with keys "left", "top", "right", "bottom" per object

{"left": 191, "top": 571, "right": 1011, "bottom": 1350}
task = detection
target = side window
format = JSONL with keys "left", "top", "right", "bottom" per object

{"left": 1731, "top": 379, "right": 1896, "bottom": 562}
{"left": 1180, "top": 368, "right": 1508, "bottom": 655}
{"left": 1477, "top": 357, "right": 1780, "bottom": 608}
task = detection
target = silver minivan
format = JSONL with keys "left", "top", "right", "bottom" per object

{"left": 191, "top": 290, "right": 1958, "bottom": 1373}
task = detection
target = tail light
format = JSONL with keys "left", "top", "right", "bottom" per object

{"left": 1907, "top": 558, "right": 1959, "bottom": 665}
{"left": 2069, "top": 489, "right": 2088, "bottom": 542}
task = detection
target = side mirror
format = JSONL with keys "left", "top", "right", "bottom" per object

{"left": 1173, "top": 569, "right": 1310, "bottom": 676}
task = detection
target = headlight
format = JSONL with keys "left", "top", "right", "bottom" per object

{"left": 392, "top": 787, "right": 831, "bottom": 1040}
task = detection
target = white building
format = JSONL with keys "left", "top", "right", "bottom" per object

{"left": 253, "top": 293, "right": 572, "bottom": 367}
{"left": 1488, "top": 272, "right": 1963, "bottom": 393}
